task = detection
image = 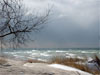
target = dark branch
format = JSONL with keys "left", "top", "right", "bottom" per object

{"left": 0, "top": 0, "right": 50, "bottom": 48}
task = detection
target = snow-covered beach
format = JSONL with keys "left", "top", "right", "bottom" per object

{"left": 0, "top": 57, "right": 93, "bottom": 75}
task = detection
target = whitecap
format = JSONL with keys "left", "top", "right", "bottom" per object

{"left": 81, "top": 51, "right": 96, "bottom": 54}
{"left": 32, "top": 50, "right": 36, "bottom": 51}
{"left": 56, "top": 51, "right": 66, "bottom": 52}
{"left": 26, "top": 51, "right": 32, "bottom": 54}
{"left": 13, "top": 55, "right": 18, "bottom": 57}
{"left": 47, "top": 51, "right": 53, "bottom": 52}
{"left": 40, "top": 53, "right": 50, "bottom": 56}
{"left": 66, "top": 53, "right": 75, "bottom": 57}
{"left": 31, "top": 53, "right": 38, "bottom": 55}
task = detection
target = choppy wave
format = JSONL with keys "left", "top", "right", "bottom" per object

{"left": 3, "top": 48, "right": 100, "bottom": 61}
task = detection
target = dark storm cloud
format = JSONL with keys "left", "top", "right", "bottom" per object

{"left": 24, "top": 0, "right": 99, "bottom": 48}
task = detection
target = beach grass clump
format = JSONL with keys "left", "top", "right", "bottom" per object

{"left": 50, "top": 56, "right": 87, "bottom": 64}
{"left": 50, "top": 56, "right": 100, "bottom": 74}
{"left": 0, "top": 58, "right": 7, "bottom": 65}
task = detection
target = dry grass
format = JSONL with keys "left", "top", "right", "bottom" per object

{"left": 25, "top": 59, "right": 46, "bottom": 63}
{"left": 50, "top": 56, "right": 100, "bottom": 74}
{"left": 0, "top": 57, "right": 7, "bottom": 65}
{"left": 50, "top": 56, "right": 87, "bottom": 64}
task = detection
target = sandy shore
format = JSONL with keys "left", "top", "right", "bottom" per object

{"left": 0, "top": 57, "right": 92, "bottom": 75}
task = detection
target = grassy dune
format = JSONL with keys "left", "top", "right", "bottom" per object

{"left": 0, "top": 55, "right": 100, "bottom": 74}
{"left": 50, "top": 55, "right": 100, "bottom": 74}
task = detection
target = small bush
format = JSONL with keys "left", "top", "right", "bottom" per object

{"left": 0, "top": 58, "right": 7, "bottom": 65}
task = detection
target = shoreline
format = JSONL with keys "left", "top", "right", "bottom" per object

{"left": 0, "top": 56, "right": 93, "bottom": 75}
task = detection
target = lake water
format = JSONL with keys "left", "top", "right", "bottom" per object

{"left": 1, "top": 48, "right": 100, "bottom": 61}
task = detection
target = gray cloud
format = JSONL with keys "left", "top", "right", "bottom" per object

{"left": 23, "top": 0, "right": 99, "bottom": 48}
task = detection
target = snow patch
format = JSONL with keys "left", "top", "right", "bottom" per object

{"left": 48, "top": 64, "right": 92, "bottom": 75}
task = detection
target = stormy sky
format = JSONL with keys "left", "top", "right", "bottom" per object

{"left": 23, "top": 0, "right": 99, "bottom": 48}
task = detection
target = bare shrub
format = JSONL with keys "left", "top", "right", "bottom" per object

{"left": 0, "top": 58, "right": 7, "bottom": 65}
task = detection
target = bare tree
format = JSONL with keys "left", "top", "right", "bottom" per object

{"left": 0, "top": 0, "right": 50, "bottom": 48}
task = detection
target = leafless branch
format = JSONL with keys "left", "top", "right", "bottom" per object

{"left": 0, "top": 0, "right": 50, "bottom": 48}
